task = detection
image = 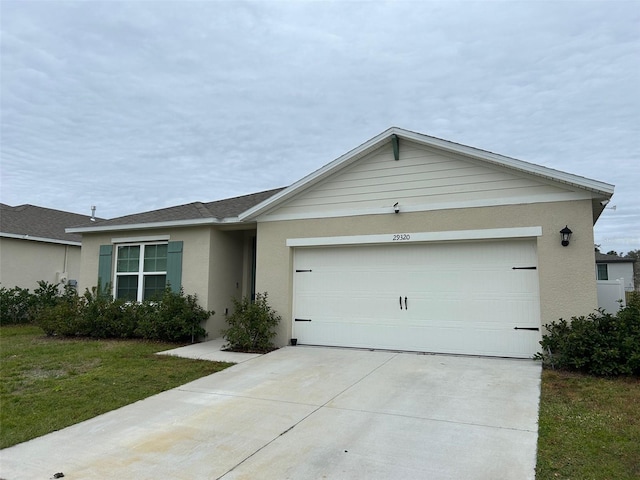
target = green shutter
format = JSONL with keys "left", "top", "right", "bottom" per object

{"left": 166, "top": 241, "right": 183, "bottom": 293}
{"left": 98, "top": 244, "right": 113, "bottom": 296}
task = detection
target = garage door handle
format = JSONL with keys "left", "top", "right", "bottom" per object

{"left": 404, "top": 297, "right": 408, "bottom": 310}
{"left": 399, "top": 296, "right": 403, "bottom": 310}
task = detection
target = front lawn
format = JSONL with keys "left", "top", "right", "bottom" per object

{"left": 536, "top": 369, "right": 640, "bottom": 479}
{"left": 3, "top": 324, "right": 639, "bottom": 479}
{"left": 0, "top": 325, "right": 232, "bottom": 448}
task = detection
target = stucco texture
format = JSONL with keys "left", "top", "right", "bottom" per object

{"left": 0, "top": 238, "right": 81, "bottom": 290}
{"left": 255, "top": 199, "right": 598, "bottom": 349}
{"left": 78, "top": 226, "right": 252, "bottom": 339}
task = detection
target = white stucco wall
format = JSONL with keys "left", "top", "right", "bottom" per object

{"left": 255, "top": 199, "right": 598, "bottom": 348}
{"left": 0, "top": 237, "right": 81, "bottom": 290}
{"left": 77, "top": 226, "right": 251, "bottom": 338}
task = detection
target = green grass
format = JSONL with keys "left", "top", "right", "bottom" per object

{"left": 0, "top": 325, "right": 232, "bottom": 448}
{"left": 4, "top": 324, "right": 640, "bottom": 478}
{"left": 536, "top": 369, "right": 640, "bottom": 480}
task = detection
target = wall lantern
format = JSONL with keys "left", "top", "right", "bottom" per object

{"left": 560, "top": 225, "right": 573, "bottom": 247}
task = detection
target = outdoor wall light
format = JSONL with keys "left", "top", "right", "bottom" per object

{"left": 560, "top": 225, "right": 573, "bottom": 247}
{"left": 394, "top": 202, "right": 400, "bottom": 214}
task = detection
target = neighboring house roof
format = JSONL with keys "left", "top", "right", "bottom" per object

{"left": 595, "top": 252, "right": 635, "bottom": 264}
{"left": 0, "top": 204, "right": 95, "bottom": 245}
{"left": 240, "top": 127, "right": 614, "bottom": 221}
{"left": 67, "top": 187, "right": 285, "bottom": 233}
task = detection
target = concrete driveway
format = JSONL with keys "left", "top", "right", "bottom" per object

{"left": 0, "top": 346, "right": 541, "bottom": 479}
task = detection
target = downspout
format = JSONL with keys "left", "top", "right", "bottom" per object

{"left": 64, "top": 245, "right": 69, "bottom": 274}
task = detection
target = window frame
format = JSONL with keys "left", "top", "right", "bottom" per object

{"left": 596, "top": 263, "right": 608, "bottom": 281}
{"left": 114, "top": 242, "right": 168, "bottom": 301}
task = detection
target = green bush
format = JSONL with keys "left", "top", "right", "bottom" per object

{"left": 536, "top": 293, "right": 640, "bottom": 376}
{"left": 0, "top": 285, "right": 35, "bottom": 325}
{"left": 136, "top": 288, "right": 210, "bottom": 342}
{"left": 33, "top": 280, "right": 65, "bottom": 311}
{"left": 37, "top": 297, "right": 86, "bottom": 336}
{"left": 0, "top": 281, "right": 73, "bottom": 325}
{"left": 79, "top": 287, "right": 129, "bottom": 338}
{"left": 222, "top": 292, "right": 281, "bottom": 353}
{"left": 36, "top": 286, "right": 211, "bottom": 343}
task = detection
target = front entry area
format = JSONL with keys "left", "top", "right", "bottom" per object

{"left": 292, "top": 239, "right": 541, "bottom": 358}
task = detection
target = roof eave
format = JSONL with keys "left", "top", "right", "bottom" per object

{"left": 239, "top": 127, "right": 398, "bottom": 221}
{"left": 238, "top": 127, "right": 615, "bottom": 221}
{"left": 65, "top": 216, "right": 248, "bottom": 234}
{"left": 1, "top": 232, "right": 82, "bottom": 246}
{"left": 397, "top": 129, "right": 615, "bottom": 196}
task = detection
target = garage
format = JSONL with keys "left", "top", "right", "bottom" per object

{"left": 292, "top": 238, "right": 541, "bottom": 358}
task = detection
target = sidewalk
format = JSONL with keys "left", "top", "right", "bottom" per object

{"left": 156, "top": 337, "right": 264, "bottom": 363}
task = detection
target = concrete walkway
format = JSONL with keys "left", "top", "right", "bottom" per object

{"left": 0, "top": 344, "right": 542, "bottom": 480}
{"left": 155, "top": 337, "right": 264, "bottom": 363}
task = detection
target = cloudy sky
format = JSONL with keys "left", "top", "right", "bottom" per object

{"left": 1, "top": 0, "right": 638, "bottom": 254}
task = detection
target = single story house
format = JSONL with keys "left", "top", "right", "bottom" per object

{"left": 0, "top": 204, "right": 94, "bottom": 290}
{"left": 595, "top": 252, "right": 635, "bottom": 292}
{"left": 67, "top": 127, "right": 614, "bottom": 358}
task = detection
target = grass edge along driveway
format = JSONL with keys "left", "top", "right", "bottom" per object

{"left": 536, "top": 369, "right": 640, "bottom": 480}
{"left": 2, "top": 325, "right": 639, "bottom": 480}
{"left": 0, "top": 325, "right": 232, "bottom": 448}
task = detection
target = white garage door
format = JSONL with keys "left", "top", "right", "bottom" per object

{"left": 292, "top": 239, "right": 541, "bottom": 358}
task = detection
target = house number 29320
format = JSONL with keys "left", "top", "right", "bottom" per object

{"left": 392, "top": 234, "right": 411, "bottom": 241}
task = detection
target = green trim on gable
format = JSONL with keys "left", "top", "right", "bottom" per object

{"left": 391, "top": 134, "right": 399, "bottom": 160}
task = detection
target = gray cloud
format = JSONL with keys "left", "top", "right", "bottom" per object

{"left": 1, "top": 0, "right": 638, "bottom": 253}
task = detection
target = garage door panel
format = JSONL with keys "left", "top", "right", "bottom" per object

{"left": 293, "top": 239, "right": 541, "bottom": 358}
{"left": 296, "top": 322, "right": 538, "bottom": 357}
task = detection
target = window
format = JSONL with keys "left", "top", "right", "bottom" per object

{"left": 115, "top": 243, "right": 168, "bottom": 301}
{"left": 597, "top": 263, "right": 608, "bottom": 281}
{"left": 98, "top": 241, "right": 182, "bottom": 300}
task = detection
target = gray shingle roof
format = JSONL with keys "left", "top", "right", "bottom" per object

{"left": 595, "top": 252, "right": 635, "bottom": 263}
{"left": 68, "top": 187, "right": 286, "bottom": 230}
{"left": 0, "top": 204, "right": 95, "bottom": 243}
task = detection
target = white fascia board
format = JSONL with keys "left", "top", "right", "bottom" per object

{"left": 66, "top": 217, "right": 225, "bottom": 234}
{"left": 0, "top": 232, "right": 82, "bottom": 247}
{"left": 66, "top": 216, "right": 246, "bottom": 234}
{"left": 239, "top": 127, "right": 613, "bottom": 221}
{"left": 286, "top": 226, "right": 543, "bottom": 247}
{"left": 396, "top": 129, "right": 615, "bottom": 195}
{"left": 239, "top": 128, "right": 396, "bottom": 221}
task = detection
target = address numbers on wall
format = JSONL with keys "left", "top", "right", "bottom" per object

{"left": 392, "top": 234, "right": 411, "bottom": 241}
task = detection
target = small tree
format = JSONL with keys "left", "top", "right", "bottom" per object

{"left": 222, "top": 292, "right": 281, "bottom": 353}
{"left": 624, "top": 249, "right": 640, "bottom": 291}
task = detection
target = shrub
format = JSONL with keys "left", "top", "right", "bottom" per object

{"left": 0, "top": 280, "right": 74, "bottom": 325}
{"left": 37, "top": 296, "right": 86, "bottom": 336}
{"left": 0, "top": 285, "right": 35, "bottom": 325}
{"left": 36, "top": 286, "right": 211, "bottom": 343}
{"left": 32, "top": 280, "right": 64, "bottom": 311}
{"left": 222, "top": 292, "right": 281, "bottom": 353}
{"left": 136, "top": 288, "right": 210, "bottom": 342}
{"left": 80, "top": 287, "right": 130, "bottom": 338}
{"left": 536, "top": 293, "right": 640, "bottom": 376}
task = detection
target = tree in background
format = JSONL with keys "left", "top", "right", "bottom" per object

{"left": 624, "top": 249, "right": 640, "bottom": 291}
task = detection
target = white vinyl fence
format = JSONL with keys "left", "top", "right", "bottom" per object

{"left": 597, "top": 278, "right": 627, "bottom": 314}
